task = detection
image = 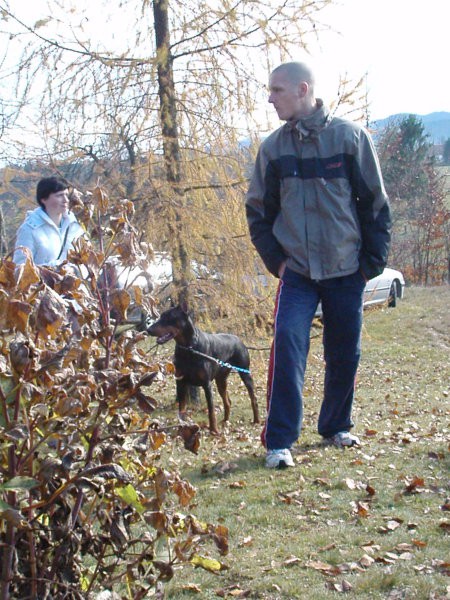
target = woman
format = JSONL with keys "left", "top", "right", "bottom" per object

{"left": 13, "top": 177, "right": 84, "bottom": 266}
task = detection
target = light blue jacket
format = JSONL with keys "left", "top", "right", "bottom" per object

{"left": 13, "top": 207, "right": 84, "bottom": 266}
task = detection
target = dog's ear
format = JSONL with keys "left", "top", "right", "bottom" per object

{"left": 179, "top": 301, "right": 188, "bottom": 314}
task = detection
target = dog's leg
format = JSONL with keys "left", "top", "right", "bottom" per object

{"left": 203, "top": 383, "right": 219, "bottom": 434}
{"left": 239, "top": 372, "right": 260, "bottom": 424}
{"left": 176, "top": 379, "right": 190, "bottom": 422}
{"left": 215, "top": 374, "right": 231, "bottom": 423}
{"left": 188, "top": 385, "right": 201, "bottom": 405}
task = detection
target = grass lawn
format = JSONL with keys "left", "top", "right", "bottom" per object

{"left": 145, "top": 286, "right": 449, "bottom": 599}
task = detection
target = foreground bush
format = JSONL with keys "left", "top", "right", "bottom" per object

{"left": 0, "top": 189, "right": 227, "bottom": 599}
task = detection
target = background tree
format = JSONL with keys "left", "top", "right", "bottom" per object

{"left": 443, "top": 138, "right": 450, "bottom": 165}
{"left": 0, "top": 0, "right": 369, "bottom": 325}
{"left": 376, "top": 115, "right": 450, "bottom": 284}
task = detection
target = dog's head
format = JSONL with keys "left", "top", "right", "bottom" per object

{"left": 146, "top": 303, "right": 191, "bottom": 344}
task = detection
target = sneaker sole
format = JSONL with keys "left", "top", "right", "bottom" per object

{"left": 323, "top": 441, "right": 360, "bottom": 448}
{"left": 265, "top": 459, "right": 294, "bottom": 469}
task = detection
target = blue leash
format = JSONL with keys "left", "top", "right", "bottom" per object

{"left": 178, "top": 345, "right": 251, "bottom": 374}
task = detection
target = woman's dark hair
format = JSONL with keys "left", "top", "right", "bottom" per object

{"left": 36, "top": 177, "right": 68, "bottom": 208}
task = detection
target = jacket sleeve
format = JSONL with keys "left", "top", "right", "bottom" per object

{"left": 352, "top": 128, "right": 392, "bottom": 280}
{"left": 13, "top": 223, "right": 34, "bottom": 265}
{"left": 246, "top": 146, "right": 287, "bottom": 277}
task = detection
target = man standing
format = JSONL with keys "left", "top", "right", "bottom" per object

{"left": 246, "top": 62, "right": 391, "bottom": 469}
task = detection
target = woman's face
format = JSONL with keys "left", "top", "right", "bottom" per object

{"left": 41, "top": 189, "right": 70, "bottom": 216}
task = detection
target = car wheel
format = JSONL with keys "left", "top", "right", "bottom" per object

{"left": 388, "top": 282, "right": 397, "bottom": 308}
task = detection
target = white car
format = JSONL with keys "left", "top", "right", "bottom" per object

{"left": 315, "top": 267, "right": 405, "bottom": 317}
{"left": 362, "top": 267, "right": 405, "bottom": 308}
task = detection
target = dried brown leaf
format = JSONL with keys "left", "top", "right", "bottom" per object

{"left": 110, "top": 288, "right": 131, "bottom": 320}
{"left": 172, "top": 479, "right": 196, "bottom": 507}
{"left": 8, "top": 300, "right": 32, "bottom": 334}
{"left": 93, "top": 185, "right": 109, "bottom": 214}
{"left": 359, "top": 554, "right": 376, "bottom": 567}
{"left": 305, "top": 559, "right": 341, "bottom": 575}
{"left": 36, "top": 288, "right": 67, "bottom": 337}
{"left": 16, "top": 258, "right": 40, "bottom": 291}
{"left": 404, "top": 476, "right": 425, "bottom": 494}
{"left": 179, "top": 424, "right": 201, "bottom": 454}
{"left": 145, "top": 511, "right": 168, "bottom": 533}
{"left": 283, "top": 555, "right": 301, "bottom": 567}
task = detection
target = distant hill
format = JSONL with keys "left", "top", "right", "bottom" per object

{"left": 372, "top": 111, "right": 450, "bottom": 144}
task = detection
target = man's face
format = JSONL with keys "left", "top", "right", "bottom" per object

{"left": 268, "top": 71, "right": 303, "bottom": 121}
{"left": 41, "top": 189, "right": 69, "bottom": 215}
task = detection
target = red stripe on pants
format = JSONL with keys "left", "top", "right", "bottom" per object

{"left": 261, "top": 279, "right": 283, "bottom": 448}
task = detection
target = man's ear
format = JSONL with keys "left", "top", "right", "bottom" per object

{"left": 298, "top": 81, "right": 309, "bottom": 98}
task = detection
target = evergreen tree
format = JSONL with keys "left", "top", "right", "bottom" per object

{"left": 377, "top": 115, "right": 449, "bottom": 284}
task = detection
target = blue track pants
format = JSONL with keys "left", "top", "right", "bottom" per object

{"left": 262, "top": 267, "right": 366, "bottom": 450}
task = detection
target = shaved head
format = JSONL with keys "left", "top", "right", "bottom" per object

{"left": 271, "top": 62, "right": 315, "bottom": 91}
{"left": 268, "top": 61, "right": 317, "bottom": 120}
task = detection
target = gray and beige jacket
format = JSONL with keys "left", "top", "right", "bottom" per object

{"left": 246, "top": 101, "right": 391, "bottom": 281}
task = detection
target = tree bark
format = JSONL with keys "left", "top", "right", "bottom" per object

{"left": 153, "top": 0, "right": 191, "bottom": 305}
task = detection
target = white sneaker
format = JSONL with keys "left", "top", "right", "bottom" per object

{"left": 265, "top": 448, "right": 294, "bottom": 469}
{"left": 326, "top": 431, "right": 360, "bottom": 448}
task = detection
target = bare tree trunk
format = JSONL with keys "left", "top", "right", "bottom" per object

{"left": 0, "top": 207, "right": 7, "bottom": 257}
{"left": 153, "top": 0, "right": 191, "bottom": 305}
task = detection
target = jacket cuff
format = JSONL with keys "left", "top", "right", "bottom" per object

{"left": 359, "top": 256, "right": 385, "bottom": 281}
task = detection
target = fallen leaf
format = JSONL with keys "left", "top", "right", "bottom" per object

{"left": 238, "top": 536, "right": 253, "bottom": 548}
{"left": 395, "top": 543, "right": 414, "bottom": 552}
{"left": 404, "top": 476, "right": 425, "bottom": 494}
{"left": 305, "top": 560, "right": 341, "bottom": 575}
{"left": 385, "top": 552, "right": 399, "bottom": 561}
{"left": 318, "top": 543, "right": 336, "bottom": 552}
{"left": 278, "top": 490, "right": 302, "bottom": 505}
{"left": 191, "top": 554, "right": 227, "bottom": 573}
{"left": 385, "top": 520, "right": 401, "bottom": 531}
{"left": 365, "top": 429, "right": 378, "bottom": 436}
{"left": 359, "top": 554, "right": 375, "bottom": 568}
{"left": 366, "top": 484, "right": 376, "bottom": 496}
{"left": 314, "top": 477, "right": 331, "bottom": 487}
{"left": 229, "top": 481, "right": 246, "bottom": 489}
{"left": 326, "top": 580, "right": 353, "bottom": 593}
{"left": 352, "top": 501, "right": 370, "bottom": 518}
{"left": 181, "top": 584, "right": 202, "bottom": 593}
{"left": 283, "top": 555, "right": 301, "bottom": 567}
{"left": 212, "top": 462, "right": 238, "bottom": 476}
{"left": 216, "top": 586, "right": 250, "bottom": 598}
{"left": 376, "top": 556, "right": 396, "bottom": 565}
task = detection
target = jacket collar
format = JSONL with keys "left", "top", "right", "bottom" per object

{"left": 26, "top": 206, "right": 77, "bottom": 229}
{"left": 286, "top": 99, "right": 330, "bottom": 140}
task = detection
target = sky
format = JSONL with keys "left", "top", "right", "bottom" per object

{"left": 309, "top": 0, "right": 448, "bottom": 120}
{"left": 1, "top": 0, "right": 448, "bottom": 127}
